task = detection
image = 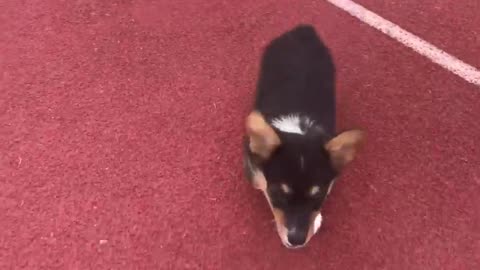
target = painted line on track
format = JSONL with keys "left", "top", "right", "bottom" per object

{"left": 326, "top": 0, "right": 480, "bottom": 87}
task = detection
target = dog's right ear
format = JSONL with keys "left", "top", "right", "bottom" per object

{"left": 246, "top": 111, "right": 281, "bottom": 159}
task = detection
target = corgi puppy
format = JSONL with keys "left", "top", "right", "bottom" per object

{"left": 243, "top": 24, "right": 365, "bottom": 249}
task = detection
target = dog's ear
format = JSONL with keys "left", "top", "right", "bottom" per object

{"left": 325, "top": 129, "right": 365, "bottom": 170}
{"left": 246, "top": 111, "right": 281, "bottom": 159}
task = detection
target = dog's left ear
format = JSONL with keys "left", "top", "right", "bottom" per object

{"left": 246, "top": 111, "right": 281, "bottom": 159}
{"left": 325, "top": 130, "right": 366, "bottom": 170}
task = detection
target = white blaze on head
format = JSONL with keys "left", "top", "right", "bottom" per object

{"left": 272, "top": 114, "right": 304, "bottom": 134}
{"left": 313, "top": 213, "right": 323, "bottom": 234}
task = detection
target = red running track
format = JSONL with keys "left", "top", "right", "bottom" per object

{"left": 1, "top": 0, "right": 479, "bottom": 269}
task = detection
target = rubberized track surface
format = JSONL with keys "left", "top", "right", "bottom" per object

{"left": 1, "top": 1, "right": 479, "bottom": 269}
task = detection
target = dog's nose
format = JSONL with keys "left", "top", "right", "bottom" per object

{"left": 286, "top": 228, "right": 307, "bottom": 247}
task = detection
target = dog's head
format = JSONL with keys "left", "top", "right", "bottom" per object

{"left": 246, "top": 111, "right": 365, "bottom": 248}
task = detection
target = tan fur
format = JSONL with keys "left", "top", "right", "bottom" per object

{"left": 251, "top": 169, "right": 267, "bottom": 191}
{"left": 246, "top": 111, "right": 281, "bottom": 159}
{"left": 309, "top": 185, "right": 320, "bottom": 196}
{"left": 251, "top": 169, "right": 289, "bottom": 245}
{"left": 325, "top": 129, "right": 366, "bottom": 170}
{"left": 280, "top": 183, "right": 292, "bottom": 194}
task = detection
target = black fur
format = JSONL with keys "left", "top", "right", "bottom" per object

{"left": 244, "top": 24, "right": 339, "bottom": 247}
{"left": 254, "top": 24, "right": 336, "bottom": 134}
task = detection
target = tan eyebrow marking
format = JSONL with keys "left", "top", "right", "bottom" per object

{"left": 310, "top": 186, "right": 320, "bottom": 196}
{"left": 280, "top": 183, "right": 292, "bottom": 194}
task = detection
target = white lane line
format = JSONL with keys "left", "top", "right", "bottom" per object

{"left": 326, "top": 0, "right": 480, "bottom": 87}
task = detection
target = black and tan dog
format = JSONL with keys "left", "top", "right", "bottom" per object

{"left": 243, "top": 24, "right": 366, "bottom": 249}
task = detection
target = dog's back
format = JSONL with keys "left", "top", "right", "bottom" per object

{"left": 254, "top": 24, "right": 336, "bottom": 135}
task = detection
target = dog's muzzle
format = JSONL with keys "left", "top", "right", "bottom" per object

{"left": 279, "top": 212, "right": 323, "bottom": 249}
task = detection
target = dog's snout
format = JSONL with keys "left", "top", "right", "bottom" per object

{"left": 286, "top": 228, "right": 307, "bottom": 247}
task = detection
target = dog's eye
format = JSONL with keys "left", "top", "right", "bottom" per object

{"left": 267, "top": 184, "right": 292, "bottom": 203}
{"left": 267, "top": 186, "right": 290, "bottom": 207}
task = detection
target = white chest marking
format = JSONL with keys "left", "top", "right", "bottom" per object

{"left": 271, "top": 114, "right": 314, "bottom": 135}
